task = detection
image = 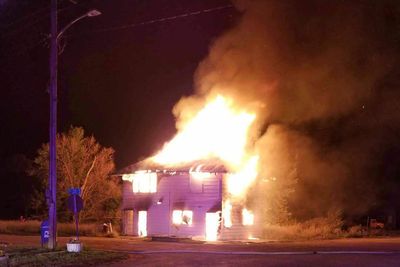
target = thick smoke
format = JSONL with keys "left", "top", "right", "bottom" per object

{"left": 174, "top": 0, "right": 400, "bottom": 221}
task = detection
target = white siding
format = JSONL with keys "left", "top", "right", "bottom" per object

{"left": 219, "top": 176, "right": 261, "bottom": 240}
{"left": 122, "top": 173, "right": 222, "bottom": 239}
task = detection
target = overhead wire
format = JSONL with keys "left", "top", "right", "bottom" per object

{"left": 1, "top": 0, "right": 94, "bottom": 60}
{"left": 0, "top": 1, "right": 78, "bottom": 31}
{"left": 1, "top": 0, "right": 89, "bottom": 37}
{"left": 91, "top": 4, "right": 234, "bottom": 34}
{"left": 2, "top": 3, "right": 235, "bottom": 57}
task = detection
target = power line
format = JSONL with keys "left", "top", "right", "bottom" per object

{"left": 92, "top": 4, "right": 234, "bottom": 34}
{"left": 1, "top": 1, "right": 88, "bottom": 37}
{"left": 3, "top": 4, "right": 235, "bottom": 57}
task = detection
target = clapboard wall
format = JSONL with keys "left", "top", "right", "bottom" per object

{"left": 122, "top": 173, "right": 223, "bottom": 238}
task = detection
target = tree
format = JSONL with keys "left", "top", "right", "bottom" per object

{"left": 28, "top": 126, "right": 121, "bottom": 222}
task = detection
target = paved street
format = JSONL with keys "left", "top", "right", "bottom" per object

{"left": 1, "top": 234, "right": 400, "bottom": 266}
{"left": 106, "top": 253, "right": 400, "bottom": 267}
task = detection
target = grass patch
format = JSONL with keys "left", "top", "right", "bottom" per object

{"left": 0, "top": 220, "right": 118, "bottom": 237}
{"left": 0, "top": 220, "right": 41, "bottom": 236}
{"left": 263, "top": 211, "right": 344, "bottom": 240}
{"left": 4, "top": 246, "right": 128, "bottom": 267}
{"left": 263, "top": 220, "right": 395, "bottom": 240}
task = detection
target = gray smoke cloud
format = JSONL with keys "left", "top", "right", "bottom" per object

{"left": 173, "top": 0, "right": 400, "bottom": 221}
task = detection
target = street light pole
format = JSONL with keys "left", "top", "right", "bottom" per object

{"left": 48, "top": 1, "right": 101, "bottom": 249}
{"left": 48, "top": 0, "right": 58, "bottom": 250}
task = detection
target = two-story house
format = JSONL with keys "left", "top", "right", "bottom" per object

{"left": 118, "top": 160, "right": 260, "bottom": 241}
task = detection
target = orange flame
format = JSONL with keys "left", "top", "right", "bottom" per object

{"left": 152, "top": 95, "right": 259, "bottom": 198}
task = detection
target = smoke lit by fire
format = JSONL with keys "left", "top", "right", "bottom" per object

{"left": 143, "top": 0, "right": 399, "bottom": 234}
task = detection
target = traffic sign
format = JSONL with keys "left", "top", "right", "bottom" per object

{"left": 68, "top": 188, "right": 81, "bottom": 196}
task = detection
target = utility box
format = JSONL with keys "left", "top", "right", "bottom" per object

{"left": 40, "top": 220, "right": 50, "bottom": 247}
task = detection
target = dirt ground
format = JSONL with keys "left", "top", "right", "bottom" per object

{"left": 1, "top": 234, "right": 400, "bottom": 266}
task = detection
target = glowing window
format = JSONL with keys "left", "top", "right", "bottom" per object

{"left": 242, "top": 208, "right": 254, "bottom": 226}
{"left": 172, "top": 210, "right": 193, "bottom": 225}
{"left": 131, "top": 172, "right": 157, "bottom": 193}
{"left": 172, "top": 210, "right": 182, "bottom": 224}
{"left": 189, "top": 165, "right": 210, "bottom": 193}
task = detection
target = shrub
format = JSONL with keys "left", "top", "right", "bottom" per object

{"left": 263, "top": 210, "right": 344, "bottom": 240}
{"left": 345, "top": 225, "right": 365, "bottom": 238}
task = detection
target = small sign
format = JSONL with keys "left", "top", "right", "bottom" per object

{"left": 40, "top": 220, "right": 50, "bottom": 247}
{"left": 68, "top": 188, "right": 81, "bottom": 196}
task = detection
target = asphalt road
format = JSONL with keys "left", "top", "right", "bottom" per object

{"left": 107, "top": 253, "right": 400, "bottom": 267}
{"left": 1, "top": 234, "right": 400, "bottom": 266}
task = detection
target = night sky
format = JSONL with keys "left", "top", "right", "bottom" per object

{"left": 0, "top": 0, "right": 236, "bottom": 218}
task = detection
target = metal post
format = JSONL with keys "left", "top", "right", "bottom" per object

{"left": 74, "top": 195, "right": 79, "bottom": 241}
{"left": 48, "top": 0, "right": 58, "bottom": 250}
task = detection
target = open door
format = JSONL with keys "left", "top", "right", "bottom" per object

{"left": 205, "top": 212, "right": 220, "bottom": 241}
{"left": 138, "top": 210, "right": 147, "bottom": 237}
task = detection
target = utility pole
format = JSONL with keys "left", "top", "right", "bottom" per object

{"left": 47, "top": 0, "right": 100, "bottom": 249}
{"left": 48, "top": 0, "right": 58, "bottom": 250}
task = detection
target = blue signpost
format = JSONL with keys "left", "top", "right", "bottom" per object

{"left": 40, "top": 220, "right": 50, "bottom": 247}
{"left": 67, "top": 188, "right": 83, "bottom": 241}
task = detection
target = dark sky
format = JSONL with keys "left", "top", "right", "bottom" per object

{"left": 0, "top": 0, "right": 236, "bottom": 218}
{"left": 0, "top": 0, "right": 236, "bottom": 167}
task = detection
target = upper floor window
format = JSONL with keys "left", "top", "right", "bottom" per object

{"left": 122, "top": 171, "right": 157, "bottom": 193}
{"left": 189, "top": 165, "right": 212, "bottom": 193}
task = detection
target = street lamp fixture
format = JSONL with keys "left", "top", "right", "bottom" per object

{"left": 87, "top": 9, "right": 102, "bottom": 17}
{"left": 48, "top": 1, "right": 101, "bottom": 250}
{"left": 57, "top": 9, "right": 102, "bottom": 40}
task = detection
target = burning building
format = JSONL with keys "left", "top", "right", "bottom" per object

{"left": 118, "top": 96, "right": 262, "bottom": 241}
{"left": 119, "top": 160, "right": 260, "bottom": 241}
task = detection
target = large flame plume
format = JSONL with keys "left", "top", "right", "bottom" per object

{"left": 152, "top": 94, "right": 259, "bottom": 198}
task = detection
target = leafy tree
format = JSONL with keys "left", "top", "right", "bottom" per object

{"left": 28, "top": 126, "right": 121, "bottom": 222}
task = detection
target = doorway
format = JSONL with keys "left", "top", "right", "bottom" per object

{"left": 138, "top": 210, "right": 147, "bottom": 237}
